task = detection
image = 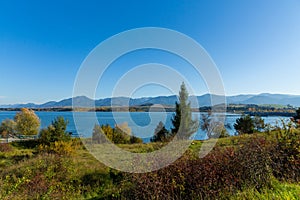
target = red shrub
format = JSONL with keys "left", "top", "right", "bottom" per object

{"left": 0, "top": 143, "right": 12, "bottom": 152}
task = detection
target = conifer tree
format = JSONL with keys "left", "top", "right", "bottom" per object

{"left": 171, "top": 82, "right": 199, "bottom": 139}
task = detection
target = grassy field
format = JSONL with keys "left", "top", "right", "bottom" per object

{"left": 0, "top": 130, "right": 299, "bottom": 199}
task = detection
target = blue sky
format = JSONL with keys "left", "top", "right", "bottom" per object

{"left": 1, "top": 0, "right": 300, "bottom": 104}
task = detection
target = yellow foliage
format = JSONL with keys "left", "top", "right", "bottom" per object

{"left": 14, "top": 108, "right": 40, "bottom": 135}
{"left": 38, "top": 141, "right": 77, "bottom": 156}
{"left": 52, "top": 141, "right": 74, "bottom": 155}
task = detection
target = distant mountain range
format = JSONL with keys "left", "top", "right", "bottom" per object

{"left": 1, "top": 93, "right": 300, "bottom": 108}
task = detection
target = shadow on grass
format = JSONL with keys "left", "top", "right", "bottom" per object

{"left": 10, "top": 140, "right": 40, "bottom": 149}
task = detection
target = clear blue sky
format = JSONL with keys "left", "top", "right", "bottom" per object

{"left": 1, "top": 0, "right": 300, "bottom": 104}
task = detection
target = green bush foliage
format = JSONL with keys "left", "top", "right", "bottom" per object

{"left": 234, "top": 114, "right": 255, "bottom": 134}
{"left": 269, "top": 121, "right": 300, "bottom": 182}
{"left": 234, "top": 115, "right": 266, "bottom": 134}
{"left": 39, "top": 116, "right": 71, "bottom": 145}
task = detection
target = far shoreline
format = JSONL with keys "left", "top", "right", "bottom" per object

{"left": 0, "top": 105, "right": 297, "bottom": 117}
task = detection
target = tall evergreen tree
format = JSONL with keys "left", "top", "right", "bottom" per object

{"left": 171, "top": 102, "right": 181, "bottom": 134}
{"left": 171, "top": 82, "right": 199, "bottom": 139}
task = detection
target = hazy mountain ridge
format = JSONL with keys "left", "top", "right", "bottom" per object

{"left": 1, "top": 93, "right": 300, "bottom": 108}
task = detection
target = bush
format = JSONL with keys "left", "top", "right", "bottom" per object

{"left": 125, "top": 137, "right": 273, "bottom": 199}
{"left": 10, "top": 140, "right": 40, "bottom": 149}
{"left": 234, "top": 115, "right": 255, "bottom": 134}
{"left": 92, "top": 124, "right": 142, "bottom": 144}
{"left": 0, "top": 154, "right": 81, "bottom": 199}
{"left": 129, "top": 135, "right": 143, "bottom": 144}
{"left": 234, "top": 115, "right": 266, "bottom": 134}
{"left": 39, "top": 117, "right": 71, "bottom": 145}
{"left": 269, "top": 122, "right": 300, "bottom": 182}
{"left": 38, "top": 140, "right": 77, "bottom": 156}
{"left": 0, "top": 143, "right": 12, "bottom": 152}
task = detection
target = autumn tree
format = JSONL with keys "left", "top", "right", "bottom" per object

{"left": 171, "top": 82, "right": 199, "bottom": 139}
{"left": 0, "top": 119, "right": 16, "bottom": 138}
{"left": 14, "top": 108, "right": 40, "bottom": 136}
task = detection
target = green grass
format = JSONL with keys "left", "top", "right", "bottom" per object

{"left": 0, "top": 145, "right": 35, "bottom": 169}
{"left": 230, "top": 180, "right": 300, "bottom": 200}
{"left": 117, "top": 142, "right": 165, "bottom": 153}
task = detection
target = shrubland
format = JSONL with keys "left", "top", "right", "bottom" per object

{"left": 0, "top": 125, "right": 299, "bottom": 199}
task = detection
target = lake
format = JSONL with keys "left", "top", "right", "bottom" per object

{"left": 0, "top": 111, "right": 290, "bottom": 142}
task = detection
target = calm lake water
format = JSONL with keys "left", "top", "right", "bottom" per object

{"left": 0, "top": 111, "right": 290, "bottom": 142}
